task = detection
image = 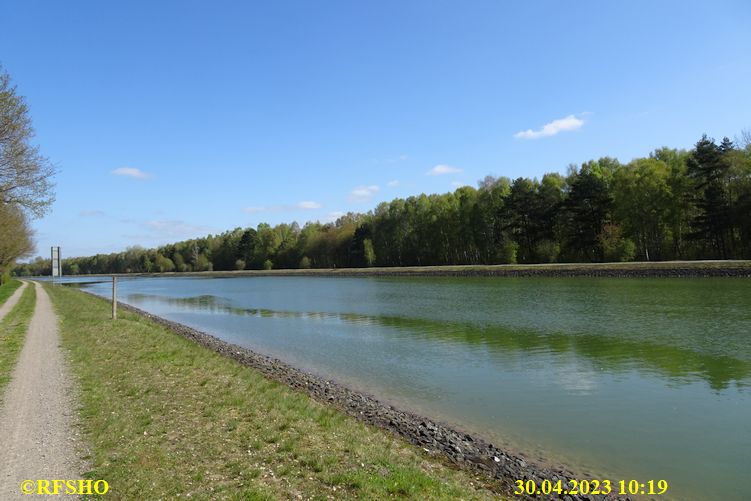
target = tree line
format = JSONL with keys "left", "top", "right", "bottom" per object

{"left": 17, "top": 133, "right": 751, "bottom": 278}
{"left": 0, "top": 65, "right": 55, "bottom": 283}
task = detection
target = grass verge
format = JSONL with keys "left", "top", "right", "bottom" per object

{"left": 46, "top": 284, "right": 502, "bottom": 500}
{"left": 0, "top": 279, "right": 22, "bottom": 307}
{"left": 0, "top": 283, "right": 36, "bottom": 396}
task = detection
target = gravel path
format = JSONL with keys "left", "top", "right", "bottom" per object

{"left": 0, "top": 282, "right": 84, "bottom": 499}
{"left": 0, "top": 281, "right": 28, "bottom": 322}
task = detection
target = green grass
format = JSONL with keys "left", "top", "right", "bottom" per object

{"left": 0, "top": 283, "right": 36, "bottom": 396}
{"left": 0, "top": 279, "right": 22, "bottom": 308}
{"left": 46, "top": 284, "right": 503, "bottom": 500}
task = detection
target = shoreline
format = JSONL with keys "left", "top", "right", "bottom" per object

{"left": 49, "top": 259, "right": 751, "bottom": 279}
{"left": 94, "top": 292, "right": 631, "bottom": 500}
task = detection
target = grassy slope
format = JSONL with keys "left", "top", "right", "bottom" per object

{"left": 46, "top": 284, "right": 502, "bottom": 500}
{"left": 72, "top": 259, "right": 751, "bottom": 279}
{"left": 0, "top": 283, "right": 36, "bottom": 396}
{"left": 216, "top": 259, "right": 751, "bottom": 274}
{"left": 0, "top": 279, "right": 22, "bottom": 307}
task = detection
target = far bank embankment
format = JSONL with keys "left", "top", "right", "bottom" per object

{"left": 75, "top": 260, "right": 751, "bottom": 280}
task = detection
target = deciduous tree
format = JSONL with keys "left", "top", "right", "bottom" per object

{"left": 0, "top": 66, "right": 55, "bottom": 216}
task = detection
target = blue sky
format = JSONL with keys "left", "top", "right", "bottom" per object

{"left": 2, "top": 0, "right": 750, "bottom": 257}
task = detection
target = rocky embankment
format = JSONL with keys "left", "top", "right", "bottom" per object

{"left": 245, "top": 262, "right": 751, "bottom": 278}
{"left": 115, "top": 300, "right": 631, "bottom": 500}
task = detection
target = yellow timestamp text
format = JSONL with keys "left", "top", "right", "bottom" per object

{"left": 513, "top": 478, "right": 668, "bottom": 496}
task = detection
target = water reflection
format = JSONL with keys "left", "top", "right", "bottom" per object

{"left": 127, "top": 292, "right": 751, "bottom": 392}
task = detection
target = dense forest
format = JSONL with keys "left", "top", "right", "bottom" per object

{"left": 17, "top": 134, "right": 751, "bottom": 277}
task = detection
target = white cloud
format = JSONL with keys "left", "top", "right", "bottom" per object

{"left": 372, "top": 154, "right": 409, "bottom": 164}
{"left": 297, "top": 201, "right": 322, "bottom": 209}
{"left": 387, "top": 180, "right": 399, "bottom": 187}
{"left": 143, "top": 220, "right": 212, "bottom": 238}
{"left": 111, "top": 167, "right": 150, "bottom": 179}
{"left": 323, "top": 211, "right": 345, "bottom": 223}
{"left": 79, "top": 210, "right": 105, "bottom": 217}
{"left": 349, "top": 185, "right": 380, "bottom": 202}
{"left": 427, "top": 164, "right": 462, "bottom": 176}
{"left": 513, "top": 114, "right": 585, "bottom": 139}
{"left": 243, "top": 201, "right": 322, "bottom": 213}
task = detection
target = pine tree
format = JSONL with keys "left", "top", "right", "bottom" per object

{"left": 687, "top": 135, "right": 731, "bottom": 258}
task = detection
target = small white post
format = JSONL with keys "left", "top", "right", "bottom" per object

{"left": 112, "top": 276, "right": 117, "bottom": 320}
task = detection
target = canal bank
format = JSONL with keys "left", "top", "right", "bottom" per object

{"left": 105, "top": 291, "right": 630, "bottom": 500}
{"left": 47, "top": 284, "right": 508, "bottom": 500}
{"left": 56, "top": 259, "right": 751, "bottom": 280}
{"left": 58, "top": 273, "right": 751, "bottom": 501}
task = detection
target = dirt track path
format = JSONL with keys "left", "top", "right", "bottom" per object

{"left": 0, "top": 281, "right": 28, "bottom": 322}
{"left": 0, "top": 282, "right": 84, "bottom": 499}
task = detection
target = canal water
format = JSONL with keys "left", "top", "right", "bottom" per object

{"left": 74, "top": 275, "right": 750, "bottom": 500}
